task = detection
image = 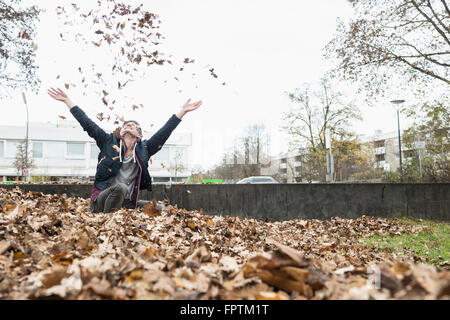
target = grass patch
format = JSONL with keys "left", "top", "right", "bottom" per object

{"left": 360, "top": 218, "right": 450, "bottom": 268}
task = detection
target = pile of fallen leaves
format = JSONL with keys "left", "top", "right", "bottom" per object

{"left": 0, "top": 187, "right": 448, "bottom": 300}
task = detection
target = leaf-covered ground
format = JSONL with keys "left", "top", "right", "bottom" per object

{"left": 0, "top": 187, "right": 449, "bottom": 300}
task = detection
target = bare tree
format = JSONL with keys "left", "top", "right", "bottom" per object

{"left": 168, "top": 149, "right": 186, "bottom": 182}
{"left": 325, "top": 0, "right": 450, "bottom": 100}
{"left": 213, "top": 123, "right": 272, "bottom": 180}
{"left": 241, "top": 123, "right": 271, "bottom": 168}
{"left": 282, "top": 78, "right": 363, "bottom": 181}
{"left": 12, "top": 139, "right": 35, "bottom": 179}
{"left": 282, "top": 78, "right": 361, "bottom": 151}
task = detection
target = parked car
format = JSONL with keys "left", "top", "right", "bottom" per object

{"left": 236, "top": 176, "right": 279, "bottom": 184}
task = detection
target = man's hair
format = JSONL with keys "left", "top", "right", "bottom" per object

{"left": 122, "top": 120, "right": 142, "bottom": 137}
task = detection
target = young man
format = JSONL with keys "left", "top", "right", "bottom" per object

{"left": 48, "top": 87, "right": 202, "bottom": 213}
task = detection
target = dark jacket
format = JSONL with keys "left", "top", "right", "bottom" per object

{"left": 70, "top": 105, "right": 182, "bottom": 208}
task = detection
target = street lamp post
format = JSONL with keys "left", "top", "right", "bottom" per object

{"left": 390, "top": 100, "right": 405, "bottom": 182}
{"left": 22, "top": 92, "right": 29, "bottom": 182}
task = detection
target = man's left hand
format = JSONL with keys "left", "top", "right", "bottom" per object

{"left": 177, "top": 98, "right": 202, "bottom": 120}
{"left": 182, "top": 98, "right": 202, "bottom": 113}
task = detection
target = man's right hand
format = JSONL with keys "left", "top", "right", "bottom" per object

{"left": 48, "top": 87, "right": 75, "bottom": 109}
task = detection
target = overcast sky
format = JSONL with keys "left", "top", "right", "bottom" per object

{"left": 1, "top": 0, "right": 439, "bottom": 171}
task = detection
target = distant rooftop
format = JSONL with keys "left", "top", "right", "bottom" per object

{"left": 358, "top": 130, "right": 399, "bottom": 143}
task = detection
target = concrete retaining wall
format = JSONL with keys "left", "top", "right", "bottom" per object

{"left": 1, "top": 183, "right": 448, "bottom": 221}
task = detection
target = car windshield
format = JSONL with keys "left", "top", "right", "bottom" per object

{"left": 254, "top": 177, "right": 273, "bottom": 182}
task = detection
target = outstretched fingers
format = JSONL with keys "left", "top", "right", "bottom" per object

{"left": 47, "top": 87, "right": 66, "bottom": 101}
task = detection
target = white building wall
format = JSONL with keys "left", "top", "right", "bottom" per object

{"left": 0, "top": 123, "right": 192, "bottom": 181}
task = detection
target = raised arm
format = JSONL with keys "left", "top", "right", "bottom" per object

{"left": 48, "top": 88, "right": 108, "bottom": 148}
{"left": 147, "top": 98, "right": 202, "bottom": 155}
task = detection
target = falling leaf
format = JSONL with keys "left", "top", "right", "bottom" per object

{"left": 58, "top": 115, "right": 66, "bottom": 120}
{"left": 209, "top": 68, "right": 218, "bottom": 78}
{"left": 65, "top": 83, "right": 69, "bottom": 89}
{"left": 96, "top": 113, "right": 104, "bottom": 121}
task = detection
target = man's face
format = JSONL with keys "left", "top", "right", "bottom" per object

{"left": 122, "top": 121, "right": 141, "bottom": 138}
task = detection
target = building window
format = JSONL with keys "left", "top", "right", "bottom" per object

{"left": 0, "top": 141, "right": 3, "bottom": 157}
{"left": 374, "top": 140, "right": 385, "bottom": 148}
{"left": 375, "top": 154, "right": 385, "bottom": 161}
{"left": 90, "top": 143, "right": 100, "bottom": 159}
{"left": 152, "top": 176, "right": 170, "bottom": 183}
{"left": 32, "top": 141, "right": 43, "bottom": 158}
{"left": 45, "top": 141, "right": 65, "bottom": 159}
{"left": 152, "top": 145, "right": 169, "bottom": 162}
{"left": 5, "top": 140, "right": 21, "bottom": 158}
{"left": 67, "top": 142, "right": 85, "bottom": 158}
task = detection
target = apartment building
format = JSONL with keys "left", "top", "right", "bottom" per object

{"left": 262, "top": 130, "right": 415, "bottom": 183}
{"left": 261, "top": 150, "right": 308, "bottom": 183}
{"left": 359, "top": 130, "right": 412, "bottom": 173}
{"left": 0, "top": 119, "right": 192, "bottom": 183}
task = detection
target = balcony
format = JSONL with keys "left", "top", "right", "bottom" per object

{"left": 294, "top": 161, "right": 301, "bottom": 167}
{"left": 373, "top": 147, "right": 386, "bottom": 155}
{"left": 373, "top": 160, "right": 386, "bottom": 169}
{"left": 279, "top": 163, "right": 287, "bottom": 169}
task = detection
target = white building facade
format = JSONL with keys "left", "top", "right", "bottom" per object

{"left": 0, "top": 120, "right": 192, "bottom": 183}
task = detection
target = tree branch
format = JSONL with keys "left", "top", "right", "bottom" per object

{"left": 411, "top": 0, "right": 450, "bottom": 45}
{"left": 396, "top": 54, "right": 450, "bottom": 84}
{"left": 441, "top": 0, "right": 450, "bottom": 16}
{"left": 396, "top": 38, "right": 450, "bottom": 67}
{"left": 426, "top": 0, "right": 450, "bottom": 33}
